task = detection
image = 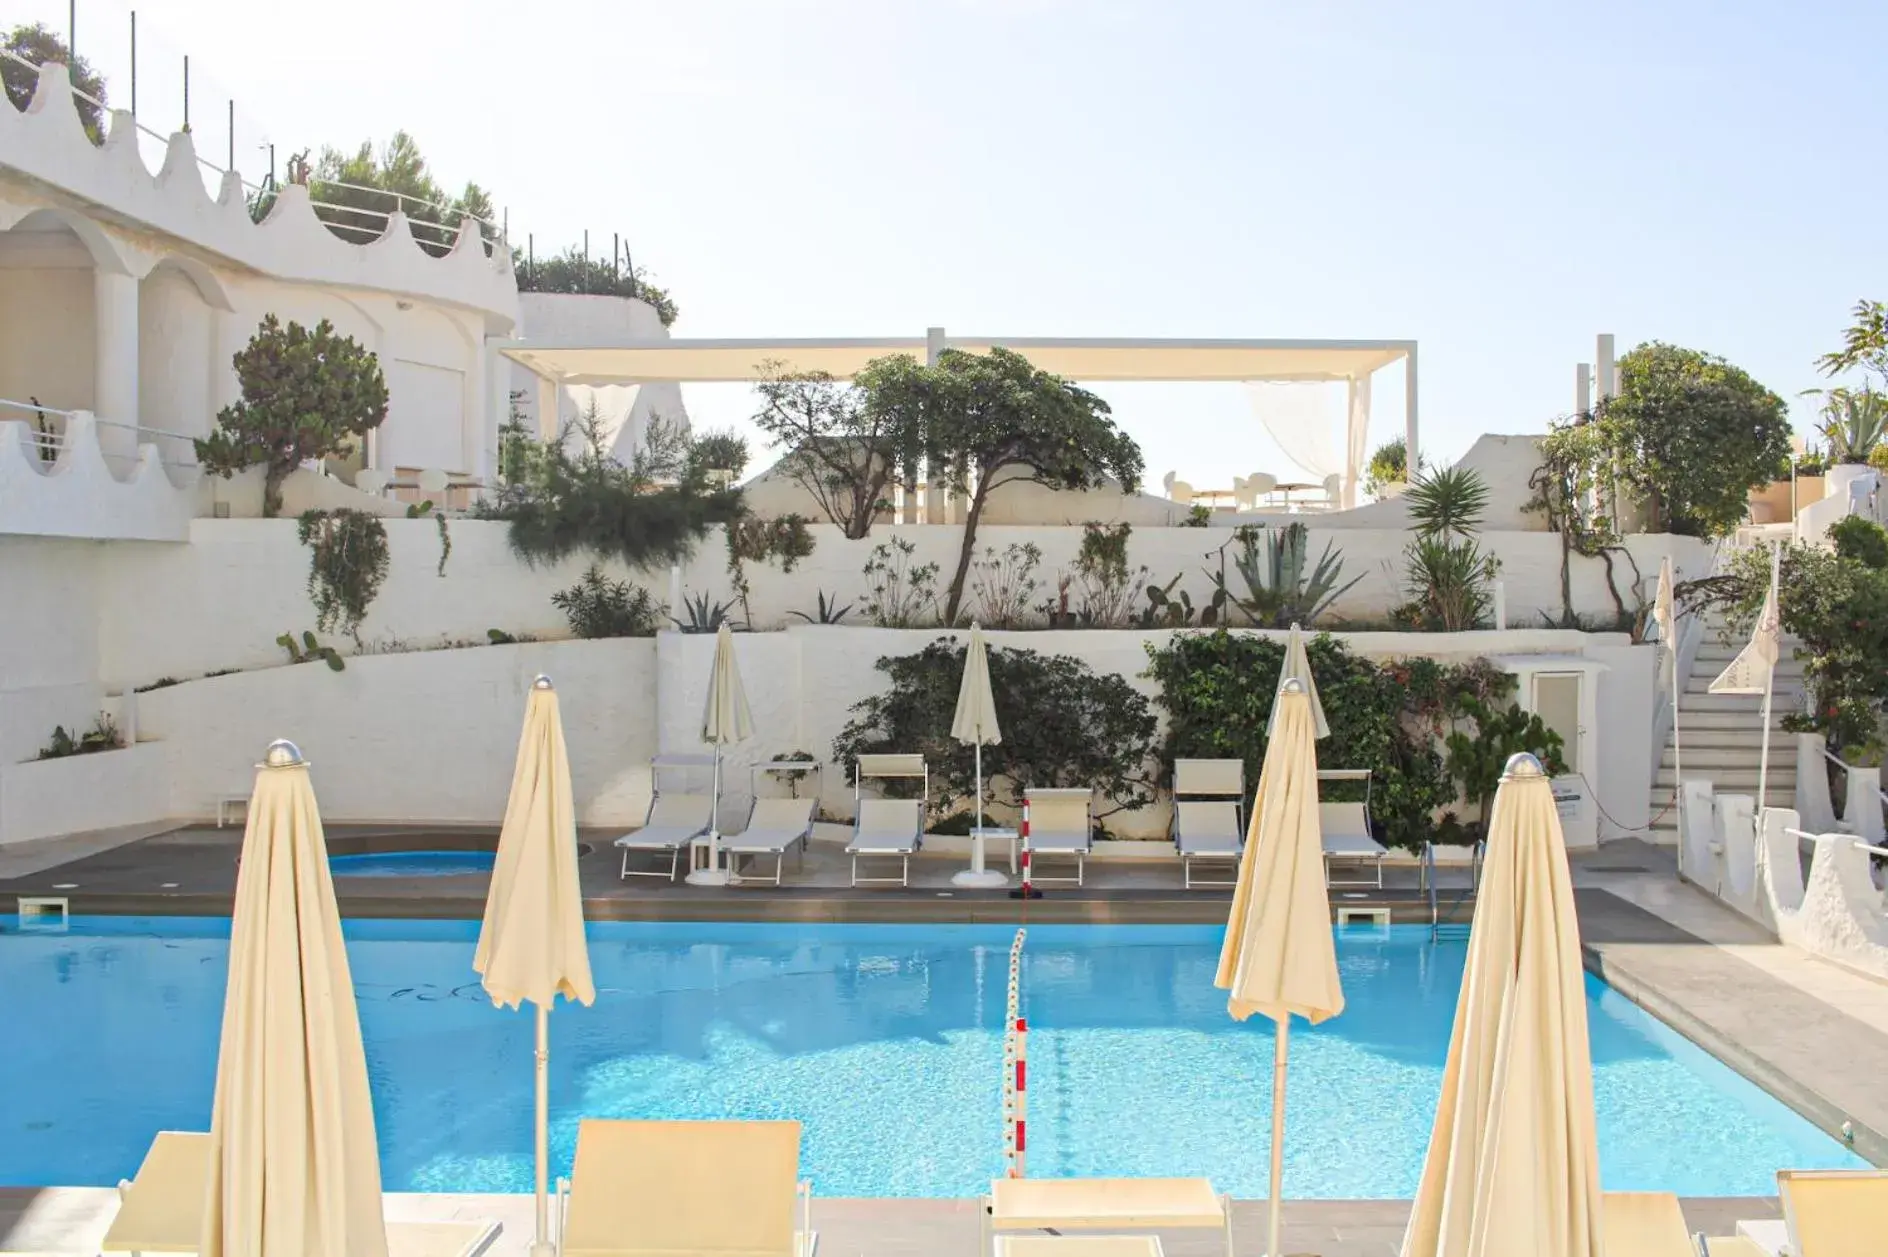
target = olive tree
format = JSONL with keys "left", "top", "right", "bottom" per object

{"left": 1596, "top": 342, "right": 1790, "bottom": 537}
{"left": 195, "top": 316, "right": 389, "bottom": 518}
{"left": 748, "top": 363, "right": 917, "bottom": 539}
{"left": 858, "top": 347, "right": 1143, "bottom": 624}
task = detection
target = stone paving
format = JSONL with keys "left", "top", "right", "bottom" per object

{"left": 0, "top": 1189, "right": 1780, "bottom": 1257}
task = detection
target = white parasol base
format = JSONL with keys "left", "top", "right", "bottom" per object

{"left": 951, "top": 869, "right": 1009, "bottom": 888}
{"left": 684, "top": 867, "right": 732, "bottom": 886}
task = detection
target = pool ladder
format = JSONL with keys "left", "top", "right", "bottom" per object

{"left": 1424, "top": 842, "right": 1481, "bottom": 941}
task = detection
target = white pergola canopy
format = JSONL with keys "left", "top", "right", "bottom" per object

{"left": 499, "top": 332, "right": 1419, "bottom": 506}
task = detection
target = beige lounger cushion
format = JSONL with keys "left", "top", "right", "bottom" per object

{"left": 1173, "top": 758, "right": 1244, "bottom": 798}
{"left": 726, "top": 798, "right": 816, "bottom": 852}
{"left": 1173, "top": 800, "right": 1241, "bottom": 851}
{"left": 994, "top": 1239, "right": 1163, "bottom": 1257}
{"left": 1601, "top": 1191, "right": 1694, "bottom": 1257}
{"left": 1317, "top": 802, "right": 1383, "bottom": 853}
{"left": 849, "top": 798, "right": 922, "bottom": 851}
{"left": 1779, "top": 1168, "right": 1888, "bottom": 1257}
{"left": 101, "top": 1131, "right": 497, "bottom": 1257}
{"left": 988, "top": 1176, "right": 1224, "bottom": 1230}
{"left": 616, "top": 794, "right": 714, "bottom": 848}
{"left": 563, "top": 1118, "right": 802, "bottom": 1257}
{"left": 102, "top": 1130, "right": 208, "bottom": 1253}
{"left": 856, "top": 752, "right": 926, "bottom": 779}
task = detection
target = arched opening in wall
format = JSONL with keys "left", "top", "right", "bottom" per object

{"left": 138, "top": 256, "right": 225, "bottom": 481}
{"left": 379, "top": 303, "right": 475, "bottom": 495}
{"left": 0, "top": 210, "right": 102, "bottom": 455}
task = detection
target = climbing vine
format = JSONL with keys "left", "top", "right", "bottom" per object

{"left": 1527, "top": 421, "right": 1647, "bottom": 636}
{"left": 296, "top": 508, "right": 391, "bottom": 645}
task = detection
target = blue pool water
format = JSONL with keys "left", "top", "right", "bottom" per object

{"left": 0, "top": 918, "right": 1864, "bottom": 1197}
{"left": 329, "top": 851, "right": 497, "bottom": 877}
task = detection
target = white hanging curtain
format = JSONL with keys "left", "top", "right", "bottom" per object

{"left": 1344, "top": 376, "right": 1370, "bottom": 510}
{"left": 1243, "top": 381, "right": 1355, "bottom": 506}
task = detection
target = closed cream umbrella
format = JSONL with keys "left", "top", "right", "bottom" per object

{"left": 1399, "top": 753, "right": 1604, "bottom": 1257}
{"left": 474, "top": 676, "right": 597, "bottom": 1257}
{"left": 200, "top": 739, "right": 388, "bottom": 1257}
{"left": 1217, "top": 680, "right": 1344, "bottom": 1257}
{"left": 1268, "top": 622, "right": 1330, "bottom": 740}
{"left": 690, "top": 622, "right": 754, "bottom": 886}
{"left": 951, "top": 623, "right": 1008, "bottom": 888}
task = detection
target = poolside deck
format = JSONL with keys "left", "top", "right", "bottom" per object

{"left": 0, "top": 821, "right": 1463, "bottom": 924}
{"left": 0, "top": 1188, "right": 1780, "bottom": 1257}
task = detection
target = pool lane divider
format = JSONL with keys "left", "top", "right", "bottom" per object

{"left": 1002, "top": 927, "right": 1028, "bottom": 1176}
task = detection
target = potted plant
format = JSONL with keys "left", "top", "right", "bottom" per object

{"left": 1364, "top": 437, "right": 1416, "bottom": 500}
{"left": 1813, "top": 388, "right": 1887, "bottom": 501}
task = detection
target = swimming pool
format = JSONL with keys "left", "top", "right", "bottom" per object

{"left": 0, "top": 918, "right": 1863, "bottom": 1197}
{"left": 329, "top": 851, "right": 497, "bottom": 877}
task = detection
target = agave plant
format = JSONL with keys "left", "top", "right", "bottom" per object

{"left": 670, "top": 590, "right": 742, "bottom": 633}
{"left": 1214, "top": 523, "right": 1362, "bottom": 628}
{"left": 787, "top": 590, "right": 855, "bottom": 625}
{"left": 1404, "top": 465, "right": 1490, "bottom": 539}
{"left": 1815, "top": 387, "right": 1888, "bottom": 465}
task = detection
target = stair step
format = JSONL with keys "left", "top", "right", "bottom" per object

{"left": 1679, "top": 692, "right": 1796, "bottom": 713}
{"left": 1663, "top": 727, "right": 1797, "bottom": 748}
{"left": 1680, "top": 709, "right": 1796, "bottom": 731}
{"left": 1656, "top": 771, "right": 1796, "bottom": 795}
{"left": 1661, "top": 746, "right": 1795, "bottom": 769}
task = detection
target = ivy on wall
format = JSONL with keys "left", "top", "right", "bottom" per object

{"left": 296, "top": 508, "right": 390, "bottom": 646}
{"left": 1143, "top": 630, "right": 1555, "bottom": 850}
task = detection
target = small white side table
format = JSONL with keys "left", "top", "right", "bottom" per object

{"left": 953, "top": 826, "right": 1016, "bottom": 888}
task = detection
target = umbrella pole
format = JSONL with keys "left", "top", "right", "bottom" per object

{"left": 532, "top": 1003, "right": 552, "bottom": 1257}
{"left": 1267, "top": 1017, "right": 1289, "bottom": 1257}
{"left": 975, "top": 742, "right": 985, "bottom": 836}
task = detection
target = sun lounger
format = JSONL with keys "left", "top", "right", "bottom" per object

{"left": 1601, "top": 1191, "right": 1698, "bottom": 1257}
{"left": 1171, "top": 758, "right": 1246, "bottom": 890}
{"left": 101, "top": 1130, "right": 499, "bottom": 1256}
{"left": 846, "top": 754, "right": 928, "bottom": 887}
{"left": 1317, "top": 770, "right": 1387, "bottom": 887}
{"left": 558, "top": 1118, "right": 815, "bottom": 1257}
{"left": 725, "top": 796, "right": 817, "bottom": 886}
{"left": 1025, "top": 788, "right": 1095, "bottom": 886}
{"left": 984, "top": 1176, "right": 1231, "bottom": 1257}
{"left": 614, "top": 792, "right": 715, "bottom": 881}
{"left": 1778, "top": 1167, "right": 1888, "bottom": 1257}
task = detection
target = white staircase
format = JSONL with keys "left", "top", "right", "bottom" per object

{"left": 1647, "top": 611, "right": 1804, "bottom": 843}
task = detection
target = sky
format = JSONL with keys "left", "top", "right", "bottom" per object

{"left": 16, "top": 0, "right": 1888, "bottom": 484}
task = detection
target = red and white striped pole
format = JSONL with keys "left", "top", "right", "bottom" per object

{"left": 1009, "top": 795, "right": 1042, "bottom": 899}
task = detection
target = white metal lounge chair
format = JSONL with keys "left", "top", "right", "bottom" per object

{"left": 1777, "top": 1167, "right": 1888, "bottom": 1257}
{"left": 614, "top": 755, "right": 720, "bottom": 881}
{"left": 101, "top": 1130, "right": 500, "bottom": 1257}
{"left": 984, "top": 1176, "right": 1232, "bottom": 1257}
{"left": 1024, "top": 788, "right": 1094, "bottom": 886}
{"left": 724, "top": 797, "right": 817, "bottom": 886}
{"left": 846, "top": 754, "right": 927, "bottom": 887}
{"left": 1170, "top": 758, "right": 1245, "bottom": 890}
{"left": 558, "top": 1118, "right": 816, "bottom": 1257}
{"left": 1601, "top": 1191, "right": 1699, "bottom": 1257}
{"left": 1316, "top": 768, "right": 1386, "bottom": 888}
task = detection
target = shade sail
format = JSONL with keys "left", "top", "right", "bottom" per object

{"left": 500, "top": 336, "right": 1412, "bottom": 385}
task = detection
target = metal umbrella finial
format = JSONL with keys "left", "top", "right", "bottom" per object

{"left": 1280, "top": 677, "right": 1306, "bottom": 695}
{"left": 1501, "top": 752, "right": 1545, "bottom": 781}
{"left": 260, "top": 739, "right": 305, "bottom": 769}
{"left": 532, "top": 675, "right": 554, "bottom": 691}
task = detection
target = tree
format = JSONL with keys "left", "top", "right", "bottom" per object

{"left": 859, "top": 347, "right": 1144, "bottom": 624}
{"left": 3, "top": 24, "right": 107, "bottom": 144}
{"left": 1818, "top": 299, "right": 1888, "bottom": 386}
{"left": 195, "top": 316, "right": 389, "bottom": 518}
{"left": 1593, "top": 341, "right": 1790, "bottom": 537}
{"left": 748, "top": 363, "right": 918, "bottom": 539}
{"left": 303, "top": 132, "right": 494, "bottom": 257}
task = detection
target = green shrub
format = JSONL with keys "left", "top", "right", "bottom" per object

{"left": 551, "top": 565, "right": 660, "bottom": 638}
{"left": 297, "top": 509, "right": 391, "bottom": 644}
{"left": 833, "top": 638, "right": 1159, "bottom": 821}
{"left": 1830, "top": 516, "right": 1888, "bottom": 569}
{"left": 37, "top": 713, "right": 122, "bottom": 760}
{"left": 1144, "top": 630, "right": 1518, "bottom": 849}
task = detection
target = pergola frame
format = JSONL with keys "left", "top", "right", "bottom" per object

{"left": 500, "top": 330, "right": 1419, "bottom": 501}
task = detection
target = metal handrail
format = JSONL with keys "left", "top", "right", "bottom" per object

{"left": 1, "top": 46, "right": 504, "bottom": 245}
